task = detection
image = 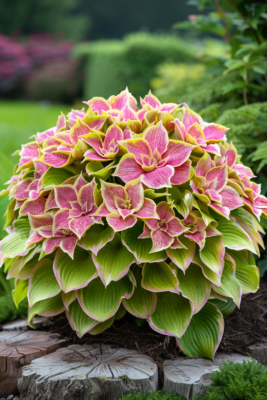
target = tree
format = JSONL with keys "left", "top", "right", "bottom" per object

{"left": 0, "top": 0, "right": 90, "bottom": 40}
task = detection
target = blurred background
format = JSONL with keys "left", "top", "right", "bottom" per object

{"left": 0, "top": 0, "right": 267, "bottom": 321}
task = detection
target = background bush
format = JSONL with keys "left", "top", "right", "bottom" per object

{"left": 0, "top": 33, "right": 82, "bottom": 103}
{"left": 74, "top": 32, "right": 198, "bottom": 99}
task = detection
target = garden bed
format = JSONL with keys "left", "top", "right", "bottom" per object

{"left": 40, "top": 275, "right": 267, "bottom": 387}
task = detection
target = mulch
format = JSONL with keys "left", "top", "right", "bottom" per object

{"left": 44, "top": 275, "right": 267, "bottom": 386}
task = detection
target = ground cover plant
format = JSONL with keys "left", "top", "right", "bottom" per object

{"left": 0, "top": 88, "right": 265, "bottom": 358}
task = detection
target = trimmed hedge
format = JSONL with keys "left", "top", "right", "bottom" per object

{"left": 74, "top": 32, "right": 197, "bottom": 99}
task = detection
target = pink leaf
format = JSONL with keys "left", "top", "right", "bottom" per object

{"left": 101, "top": 181, "right": 126, "bottom": 213}
{"left": 156, "top": 202, "right": 175, "bottom": 222}
{"left": 206, "top": 164, "right": 227, "bottom": 192}
{"left": 142, "top": 165, "right": 174, "bottom": 189}
{"left": 20, "top": 198, "right": 46, "bottom": 216}
{"left": 120, "top": 138, "right": 152, "bottom": 165}
{"left": 125, "top": 178, "right": 144, "bottom": 211}
{"left": 183, "top": 108, "right": 203, "bottom": 130}
{"left": 168, "top": 218, "right": 187, "bottom": 237}
{"left": 106, "top": 214, "right": 137, "bottom": 231}
{"left": 54, "top": 209, "right": 70, "bottom": 232}
{"left": 162, "top": 141, "right": 194, "bottom": 167}
{"left": 69, "top": 215, "right": 96, "bottom": 239}
{"left": 114, "top": 154, "right": 144, "bottom": 183}
{"left": 104, "top": 124, "right": 124, "bottom": 150}
{"left": 142, "top": 122, "right": 168, "bottom": 155}
{"left": 204, "top": 123, "right": 228, "bottom": 141}
{"left": 171, "top": 160, "right": 191, "bottom": 186}
{"left": 151, "top": 229, "right": 174, "bottom": 252}
{"left": 134, "top": 198, "right": 158, "bottom": 219}
{"left": 220, "top": 186, "right": 243, "bottom": 211}
{"left": 54, "top": 185, "right": 77, "bottom": 209}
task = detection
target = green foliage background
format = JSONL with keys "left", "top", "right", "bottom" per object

{"left": 151, "top": 0, "right": 267, "bottom": 276}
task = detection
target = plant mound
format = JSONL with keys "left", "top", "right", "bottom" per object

{"left": 0, "top": 89, "right": 266, "bottom": 359}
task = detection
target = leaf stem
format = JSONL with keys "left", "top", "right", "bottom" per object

{"left": 243, "top": 87, "right": 248, "bottom": 105}
{"left": 214, "top": 0, "right": 231, "bottom": 41}
{"left": 226, "top": 0, "right": 262, "bottom": 44}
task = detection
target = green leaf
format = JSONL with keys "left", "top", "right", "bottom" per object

{"left": 200, "top": 235, "right": 224, "bottom": 276}
{"left": 142, "top": 262, "right": 179, "bottom": 293}
{"left": 54, "top": 247, "right": 97, "bottom": 293}
{"left": 172, "top": 262, "right": 211, "bottom": 314}
{"left": 80, "top": 224, "right": 114, "bottom": 255}
{"left": 209, "top": 298, "right": 236, "bottom": 317}
{"left": 193, "top": 199, "right": 215, "bottom": 226}
{"left": 235, "top": 265, "right": 259, "bottom": 294}
{"left": 41, "top": 167, "right": 74, "bottom": 188}
{"left": 28, "top": 292, "right": 65, "bottom": 328}
{"left": 67, "top": 299, "right": 97, "bottom": 338}
{"left": 86, "top": 160, "right": 115, "bottom": 180}
{"left": 123, "top": 265, "right": 156, "bottom": 319}
{"left": 12, "top": 279, "right": 28, "bottom": 308}
{"left": 1, "top": 219, "right": 31, "bottom": 259}
{"left": 166, "top": 237, "right": 196, "bottom": 272}
{"left": 93, "top": 233, "right": 135, "bottom": 286}
{"left": 217, "top": 217, "right": 255, "bottom": 253}
{"left": 115, "top": 303, "right": 126, "bottom": 320}
{"left": 169, "top": 187, "right": 193, "bottom": 218}
{"left": 78, "top": 275, "right": 134, "bottom": 322}
{"left": 227, "top": 249, "right": 259, "bottom": 293}
{"left": 193, "top": 253, "right": 221, "bottom": 286}
{"left": 224, "top": 59, "right": 244, "bottom": 73}
{"left": 121, "top": 222, "right": 166, "bottom": 264}
{"left": 149, "top": 292, "right": 192, "bottom": 338}
{"left": 213, "top": 255, "right": 242, "bottom": 306}
{"left": 28, "top": 259, "right": 61, "bottom": 307}
{"left": 62, "top": 290, "right": 76, "bottom": 310}
{"left": 88, "top": 316, "right": 116, "bottom": 335}
{"left": 3, "top": 199, "right": 15, "bottom": 230}
{"left": 222, "top": 81, "right": 247, "bottom": 94}
{"left": 178, "top": 302, "right": 224, "bottom": 359}
{"left": 144, "top": 189, "right": 170, "bottom": 199}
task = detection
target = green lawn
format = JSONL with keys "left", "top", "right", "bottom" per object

{"left": 0, "top": 101, "right": 71, "bottom": 238}
{"left": 0, "top": 101, "right": 70, "bottom": 160}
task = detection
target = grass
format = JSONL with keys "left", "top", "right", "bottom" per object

{"left": 0, "top": 100, "right": 70, "bottom": 161}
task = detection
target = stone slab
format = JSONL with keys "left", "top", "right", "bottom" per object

{"left": 2, "top": 317, "right": 50, "bottom": 331}
{"left": 18, "top": 343, "right": 158, "bottom": 400}
{"left": 164, "top": 353, "right": 251, "bottom": 399}
{"left": 0, "top": 330, "right": 70, "bottom": 397}
{"left": 246, "top": 342, "right": 267, "bottom": 365}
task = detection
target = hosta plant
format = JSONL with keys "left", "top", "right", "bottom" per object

{"left": 0, "top": 89, "right": 265, "bottom": 359}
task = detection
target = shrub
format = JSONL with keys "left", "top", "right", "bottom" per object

{"left": 0, "top": 34, "right": 31, "bottom": 96}
{"left": 25, "top": 59, "right": 82, "bottom": 103}
{"left": 0, "top": 89, "right": 264, "bottom": 358}
{"left": 195, "top": 359, "right": 267, "bottom": 400}
{"left": 0, "top": 33, "right": 80, "bottom": 102}
{"left": 74, "top": 32, "right": 197, "bottom": 100}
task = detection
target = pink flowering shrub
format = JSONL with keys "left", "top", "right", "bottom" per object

{"left": 0, "top": 89, "right": 265, "bottom": 359}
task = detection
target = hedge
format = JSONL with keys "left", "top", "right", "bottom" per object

{"left": 74, "top": 32, "right": 197, "bottom": 100}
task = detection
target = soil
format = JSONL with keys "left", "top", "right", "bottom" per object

{"left": 44, "top": 276, "right": 267, "bottom": 387}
